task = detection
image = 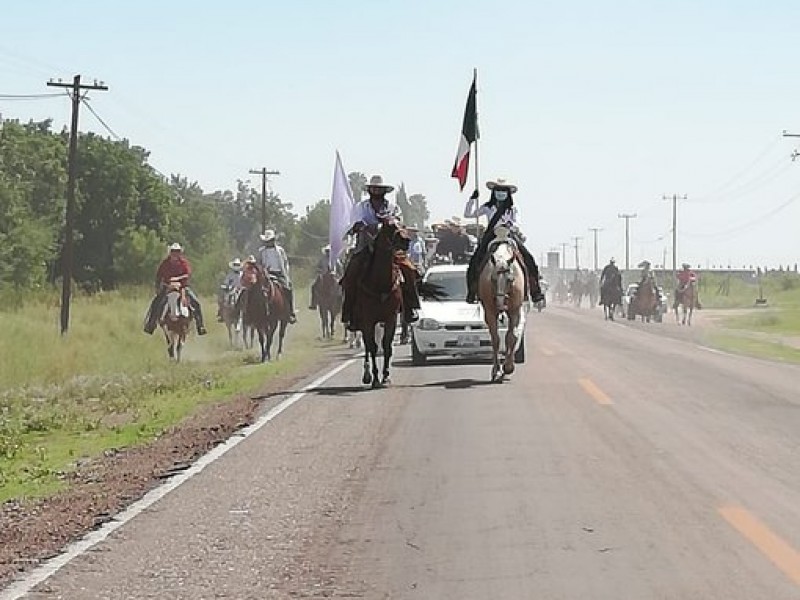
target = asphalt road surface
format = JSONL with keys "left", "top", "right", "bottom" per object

{"left": 7, "top": 306, "right": 800, "bottom": 599}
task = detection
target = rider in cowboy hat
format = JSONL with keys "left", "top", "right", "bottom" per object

{"left": 674, "top": 262, "right": 702, "bottom": 309}
{"left": 217, "top": 257, "right": 243, "bottom": 322}
{"left": 340, "top": 174, "right": 420, "bottom": 330}
{"left": 309, "top": 244, "right": 334, "bottom": 310}
{"left": 144, "top": 242, "right": 207, "bottom": 335}
{"left": 257, "top": 229, "right": 296, "bottom": 323}
{"left": 599, "top": 257, "right": 622, "bottom": 305}
{"left": 464, "top": 178, "right": 544, "bottom": 304}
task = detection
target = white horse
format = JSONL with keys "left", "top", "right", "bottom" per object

{"left": 478, "top": 227, "right": 526, "bottom": 382}
{"left": 160, "top": 281, "right": 191, "bottom": 362}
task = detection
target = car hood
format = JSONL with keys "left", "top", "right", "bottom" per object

{"left": 419, "top": 301, "right": 485, "bottom": 323}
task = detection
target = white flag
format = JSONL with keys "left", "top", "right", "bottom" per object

{"left": 330, "top": 151, "right": 355, "bottom": 268}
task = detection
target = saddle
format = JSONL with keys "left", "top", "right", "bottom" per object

{"left": 162, "top": 283, "right": 191, "bottom": 320}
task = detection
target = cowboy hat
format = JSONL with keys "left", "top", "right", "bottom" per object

{"left": 244, "top": 255, "right": 257, "bottom": 264}
{"left": 486, "top": 178, "right": 518, "bottom": 193}
{"left": 322, "top": 244, "right": 331, "bottom": 252}
{"left": 609, "top": 257, "right": 616, "bottom": 263}
{"left": 260, "top": 229, "right": 276, "bottom": 242}
{"left": 638, "top": 260, "right": 651, "bottom": 268}
{"left": 229, "top": 258, "right": 242, "bottom": 270}
{"left": 366, "top": 175, "right": 394, "bottom": 192}
{"left": 681, "top": 262, "right": 691, "bottom": 268}
{"left": 168, "top": 242, "right": 183, "bottom": 252}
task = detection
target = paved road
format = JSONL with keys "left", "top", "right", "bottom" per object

{"left": 9, "top": 306, "right": 800, "bottom": 599}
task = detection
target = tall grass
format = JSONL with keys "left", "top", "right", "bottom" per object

{"left": 0, "top": 283, "right": 334, "bottom": 500}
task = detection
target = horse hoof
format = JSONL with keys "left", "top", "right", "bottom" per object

{"left": 382, "top": 376, "right": 391, "bottom": 386}
{"left": 362, "top": 372, "right": 372, "bottom": 385}
{"left": 503, "top": 363, "right": 515, "bottom": 376}
{"left": 371, "top": 379, "right": 383, "bottom": 389}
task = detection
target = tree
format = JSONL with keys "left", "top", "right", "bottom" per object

{"left": 406, "top": 193, "right": 430, "bottom": 230}
{"left": 295, "top": 199, "right": 331, "bottom": 258}
{"left": 348, "top": 172, "right": 366, "bottom": 203}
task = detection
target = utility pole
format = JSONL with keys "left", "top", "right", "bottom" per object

{"left": 571, "top": 236, "right": 582, "bottom": 271}
{"left": 588, "top": 227, "right": 603, "bottom": 272}
{"left": 47, "top": 75, "right": 108, "bottom": 335}
{"left": 560, "top": 242, "right": 569, "bottom": 271}
{"left": 662, "top": 194, "right": 687, "bottom": 280}
{"left": 617, "top": 213, "right": 637, "bottom": 271}
{"left": 249, "top": 168, "right": 281, "bottom": 233}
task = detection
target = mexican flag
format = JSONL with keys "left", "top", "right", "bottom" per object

{"left": 450, "top": 73, "right": 478, "bottom": 191}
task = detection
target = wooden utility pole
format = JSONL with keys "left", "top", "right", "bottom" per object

{"left": 662, "top": 194, "right": 687, "bottom": 280}
{"left": 588, "top": 227, "right": 603, "bottom": 272}
{"left": 571, "top": 236, "right": 583, "bottom": 271}
{"left": 249, "top": 168, "right": 281, "bottom": 233}
{"left": 46, "top": 75, "right": 108, "bottom": 335}
{"left": 617, "top": 213, "right": 637, "bottom": 271}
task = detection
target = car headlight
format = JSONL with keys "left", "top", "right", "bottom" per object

{"left": 417, "top": 318, "right": 441, "bottom": 331}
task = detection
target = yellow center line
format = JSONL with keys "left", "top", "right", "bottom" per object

{"left": 720, "top": 506, "right": 800, "bottom": 587}
{"left": 578, "top": 378, "right": 613, "bottom": 405}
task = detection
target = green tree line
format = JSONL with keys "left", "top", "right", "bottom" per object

{"left": 0, "top": 118, "right": 428, "bottom": 297}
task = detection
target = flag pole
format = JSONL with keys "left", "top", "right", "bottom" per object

{"left": 472, "top": 68, "right": 480, "bottom": 235}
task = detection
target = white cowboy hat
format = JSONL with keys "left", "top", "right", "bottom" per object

{"left": 366, "top": 175, "right": 394, "bottom": 192}
{"left": 168, "top": 242, "right": 183, "bottom": 252}
{"left": 244, "top": 255, "right": 257, "bottom": 264}
{"left": 229, "top": 258, "right": 242, "bottom": 270}
{"left": 260, "top": 229, "right": 276, "bottom": 242}
{"left": 486, "top": 178, "right": 518, "bottom": 194}
{"left": 322, "top": 244, "right": 331, "bottom": 252}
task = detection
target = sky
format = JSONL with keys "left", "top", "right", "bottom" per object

{"left": 2, "top": 0, "right": 799, "bottom": 270}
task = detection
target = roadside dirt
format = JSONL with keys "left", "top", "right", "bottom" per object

{"left": 0, "top": 348, "right": 352, "bottom": 587}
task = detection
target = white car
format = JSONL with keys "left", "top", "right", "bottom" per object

{"left": 411, "top": 264, "right": 527, "bottom": 365}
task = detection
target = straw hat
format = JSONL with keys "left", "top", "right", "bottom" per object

{"left": 168, "top": 242, "right": 183, "bottom": 252}
{"left": 260, "top": 229, "right": 276, "bottom": 242}
{"left": 229, "top": 257, "right": 243, "bottom": 270}
{"left": 486, "top": 178, "right": 518, "bottom": 193}
{"left": 366, "top": 175, "right": 394, "bottom": 192}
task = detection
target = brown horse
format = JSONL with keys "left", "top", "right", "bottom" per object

{"left": 600, "top": 272, "right": 623, "bottom": 321}
{"left": 350, "top": 222, "right": 409, "bottom": 388}
{"left": 263, "top": 275, "right": 292, "bottom": 361}
{"left": 628, "top": 277, "right": 659, "bottom": 323}
{"left": 239, "top": 270, "right": 270, "bottom": 362}
{"left": 220, "top": 286, "right": 243, "bottom": 348}
{"left": 314, "top": 271, "right": 341, "bottom": 340}
{"left": 478, "top": 227, "right": 526, "bottom": 383}
{"left": 159, "top": 281, "right": 191, "bottom": 361}
{"left": 674, "top": 279, "right": 697, "bottom": 326}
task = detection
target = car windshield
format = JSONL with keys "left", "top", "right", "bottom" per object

{"left": 424, "top": 272, "right": 467, "bottom": 301}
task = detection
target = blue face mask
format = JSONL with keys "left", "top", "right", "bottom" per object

{"left": 494, "top": 190, "right": 509, "bottom": 202}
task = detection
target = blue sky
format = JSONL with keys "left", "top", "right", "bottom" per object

{"left": 2, "top": 0, "right": 799, "bottom": 268}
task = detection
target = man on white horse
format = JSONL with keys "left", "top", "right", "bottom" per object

{"left": 464, "top": 178, "right": 543, "bottom": 305}
{"left": 144, "top": 243, "right": 207, "bottom": 336}
{"left": 217, "top": 257, "right": 243, "bottom": 322}
{"left": 257, "top": 229, "right": 297, "bottom": 323}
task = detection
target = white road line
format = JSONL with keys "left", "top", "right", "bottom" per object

{"left": 0, "top": 358, "right": 358, "bottom": 600}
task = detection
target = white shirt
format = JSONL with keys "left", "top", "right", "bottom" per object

{"left": 258, "top": 245, "right": 290, "bottom": 275}
{"left": 351, "top": 198, "right": 402, "bottom": 227}
{"left": 222, "top": 269, "right": 241, "bottom": 290}
{"left": 463, "top": 197, "right": 520, "bottom": 228}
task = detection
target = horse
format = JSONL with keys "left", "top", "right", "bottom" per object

{"left": 239, "top": 270, "right": 271, "bottom": 362}
{"left": 220, "top": 285, "right": 243, "bottom": 348}
{"left": 159, "top": 281, "right": 191, "bottom": 361}
{"left": 627, "top": 277, "right": 659, "bottom": 323}
{"left": 600, "top": 272, "right": 623, "bottom": 321}
{"left": 314, "top": 271, "right": 342, "bottom": 340}
{"left": 478, "top": 227, "right": 526, "bottom": 383}
{"left": 262, "top": 275, "right": 292, "bottom": 361}
{"left": 674, "top": 279, "right": 697, "bottom": 326}
{"left": 349, "top": 222, "right": 410, "bottom": 388}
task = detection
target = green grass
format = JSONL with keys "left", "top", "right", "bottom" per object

{"left": 0, "top": 285, "right": 337, "bottom": 502}
{"left": 705, "top": 331, "right": 800, "bottom": 365}
{"left": 699, "top": 272, "right": 800, "bottom": 310}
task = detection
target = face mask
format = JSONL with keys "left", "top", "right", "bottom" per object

{"left": 494, "top": 190, "right": 509, "bottom": 202}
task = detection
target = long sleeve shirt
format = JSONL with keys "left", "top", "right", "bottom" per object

{"left": 258, "top": 245, "right": 290, "bottom": 278}
{"left": 156, "top": 256, "right": 191, "bottom": 287}
{"left": 464, "top": 197, "right": 519, "bottom": 228}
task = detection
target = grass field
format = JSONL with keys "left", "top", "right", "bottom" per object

{"left": 0, "top": 285, "right": 338, "bottom": 502}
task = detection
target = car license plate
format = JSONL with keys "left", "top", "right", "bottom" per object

{"left": 457, "top": 334, "right": 480, "bottom": 348}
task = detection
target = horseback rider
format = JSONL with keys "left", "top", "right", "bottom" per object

{"left": 308, "top": 245, "right": 333, "bottom": 310}
{"left": 216, "top": 257, "right": 243, "bottom": 322}
{"left": 635, "top": 260, "right": 662, "bottom": 304}
{"left": 257, "top": 229, "right": 297, "bottom": 324}
{"left": 339, "top": 174, "right": 421, "bottom": 330}
{"left": 143, "top": 243, "right": 207, "bottom": 336}
{"left": 674, "top": 262, "right": 702, "bottom": 309}
{"left": 599, "top": 257, "right": 622, "bottom": 304}
{"left": 464, "top": 178, "right": 544, "bottom": 304}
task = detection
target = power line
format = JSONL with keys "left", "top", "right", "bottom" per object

{"left": 683, "top": 191, "right": 800, "bottom": 240}
{"left": 0, "top": 92, "right": 66, "bottom": 99}
{"left": 81, "top": 98, "right": 122, "bottom": 140}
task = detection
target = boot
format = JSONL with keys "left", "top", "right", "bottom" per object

{"left": 531, "top": 280, "right": 545, "bottom": 304}
{"left": 143, "top": 295, "right": 164, "bottom": 334}
{"left": 466, "top": 279, "right": 478, "bottom": 304}
{"left": 286, "top": 288, "right": 297, "bottom": 324}
{"left": 192, "top": 302, "right": 208, "bottom": 335}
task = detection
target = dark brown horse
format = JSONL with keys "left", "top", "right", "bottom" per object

{"left": 628, "top": 277, "right": 659, "bottom": 323}
{"left": 240, "top": 271, "right": 270, "bottom": 362}
{"left": 351, "top": 222, "right": 409, "bottom": 388}
{"left": 315, "top": 271, "right": 341, "bottom": 340}
{"left": 600, "top": 272, "right": 623, "bottom": 321}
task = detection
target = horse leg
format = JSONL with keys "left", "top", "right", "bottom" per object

{"left": 381, "top": 320, "right": 396, "bottom": 385}
{"left": 257, "top": 328, "right": 267, "bottom": 363}
{"left": 277, "top": 320, "right": 287, "bottom": 358}
{"left": 319, "top": 306, "right": 326, "bottom": 339}
{"left": 503, "top": 313, "right": 519, "bottom": 376}
{"left": 487, "top": 315, "right": 502, "bottom": 382}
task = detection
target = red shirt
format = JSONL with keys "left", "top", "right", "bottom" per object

{"left": 156, "top": 256, "right": 192, "bottom": 286}
{"left": 677, "top": 270, "right": 696, "bottom": 285}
